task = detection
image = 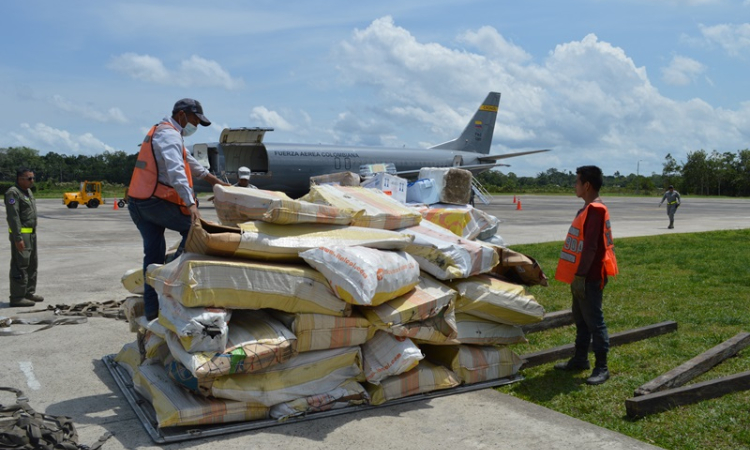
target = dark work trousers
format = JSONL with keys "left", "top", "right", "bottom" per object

{"left": 128, "top": 197, "right": 191, "bottom": 318}
{"left": 572, "top": 278, "right": 610, "bottom": 355}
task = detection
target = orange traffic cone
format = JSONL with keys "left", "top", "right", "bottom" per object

{"left": 113, "top": 198, "right": 119, "bottom": 210}
{"left": 516, "top": 198, "right": 522, "bottom": 210}
{"left": 513, "top": 195, "right": 516, "bottom": 203}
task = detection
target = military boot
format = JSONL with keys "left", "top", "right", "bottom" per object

{"left": 554, "top": 347, "right": 590, "bottom": 371}
{"left": 25, "top": 293, "right": 44, "bottom": 302}
{"left": 586, "top": 352, "right": 610, "bottom": 385}
{"left": 10, "top": 298, "right": 35, "bottom": 307}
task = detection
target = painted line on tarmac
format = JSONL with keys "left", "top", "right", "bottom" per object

{"left": 19, "top": 361, "right": 41, "bottom": 390}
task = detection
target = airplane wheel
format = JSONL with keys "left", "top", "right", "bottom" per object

{"left": 67, "top": 202, "right": 78, "bottom": 209}
{"left": 87, "top": 199, "right": 100, "bottom": 208}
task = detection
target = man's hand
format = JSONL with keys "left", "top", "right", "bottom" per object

{"left": 572, "top": 275, "right": 586, "bottom": 300}
{"left": 14, "top": 240, "right": 25, "bottom": 252}
{"left": 206, "top": 173, "right": 230, "bottom": 187}
{"left": 189, "top": 204, "right": 200, "bottom": 224}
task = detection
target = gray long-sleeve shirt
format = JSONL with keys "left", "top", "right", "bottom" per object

{"left": 152, "top": 116, "right": 210, "bottom": 207}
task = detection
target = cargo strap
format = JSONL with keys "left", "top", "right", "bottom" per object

{"left": 8, "top": 228, "right": 33, "bottom": 234}
{"left": 0, "top": 312, "right": 88, "bottom": 336}
{"left": 0, "top": 386, "right": 112, "bottom": 450}
{"left": 19, "top": 300, "right": 127, "bottom": 321}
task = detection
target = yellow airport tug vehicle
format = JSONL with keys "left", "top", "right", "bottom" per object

{"left": 63, "top": 181, "right": 104, "bottom": 208}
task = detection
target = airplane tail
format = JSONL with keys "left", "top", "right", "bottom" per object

{"left": 430, "top": 92, "right": 500, "bottom": 155}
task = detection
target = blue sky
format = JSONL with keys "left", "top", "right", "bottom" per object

{"left": 1, "top": 0, "right": 749, "bottom": 178}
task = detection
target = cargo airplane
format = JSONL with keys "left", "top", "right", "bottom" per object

{"left": 192, "top": 92, "right": 549, "bottom": 198}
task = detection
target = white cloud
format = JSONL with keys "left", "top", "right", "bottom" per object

{"left": 10, "top": 123, "right": 116, "bottom": 156}
{"left": 699, "top": 23, "right": 750, "bottom": 57}
{"left": 661, "top": 55, "right": 706, "bottom": 86}
{"left": 457, "top": 26, "right": 532, "bottom": 64}
{"left": 333, "top": 17, "right": 750, "bottom": 175}
{"left": 50, "top": 95, "right": 128, "bottom": 124}
{"left": 108, "top": 53, "right": 244, "bottom": 90}
{"left": 250, "top": 106, "right": 293, "bottom": 131}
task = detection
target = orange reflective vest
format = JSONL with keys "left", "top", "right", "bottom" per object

{"left": 555, "top": 202, "right": 618, "bottom": 284}
{"left": 128, "top": 122, "right": 194, "bottom": 215}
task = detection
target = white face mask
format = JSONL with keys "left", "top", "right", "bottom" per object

{"left": 182, "top": 122, "right": 198, "bottom": 137}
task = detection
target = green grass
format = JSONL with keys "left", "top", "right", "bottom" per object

{"left": 496, "top": 229, "right": 750, "bottom": 450}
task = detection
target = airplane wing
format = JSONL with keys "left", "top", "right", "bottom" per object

{"left": 477, "top": 149, "right": 551, "bottom": 162}
{"left": 395, "top": 162, "right": 511, "bottom": 179}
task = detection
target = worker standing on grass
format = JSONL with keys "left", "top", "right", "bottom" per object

{"left": 127, "top": 98, "right": 229, "bottom": 321}
{"left": 5, "top": 168, "right": 44, "bottom": 307}
{"left": 658, "top": 185, "right": 681, "bottom": 229}
{"left": 554, "top": 165, "right": 619, "bottom": 385}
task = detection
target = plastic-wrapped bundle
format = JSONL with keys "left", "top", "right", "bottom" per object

{"left": 449, "top": 274, "right": 545, "bottom": 326}
{"left": 134, "top": 363, "right": 268, "bottom": 428}
{"left": 448, "top": 313, "right": 528, "bottom": 345}
{"left": 418, "top": 168, "right": 472, "bottom": 205}
{"left": 185, "top": 219, "right": 413, "bottom": 262}
{"left": 271, "top": 311, "right": 374, "bottom": 352}
{"left": 147, "top": 253, "right": 350, "bottom": 316}
{"left": 212, "top": 184, "right": 352, "bottom": 227}
{"left": 165, "top": 310, "right": 297, "bottom": 380}
{"left": 360, "top": 273, "right": 456, "bottom": 330}
{"left": 421, "top": 344, "right": 523, "bottom": 384}
{"left": 300, "top": 185, "right": 421, "bottom": 230}
{"left": 366, "top": 360, "right": 460, "bottom": 406}
{"left": 269, "top": 380, "right": 369, "bottom": 420}
{"left": 157, "top": 293, "right": 231, "bottom": 353}
{"left": 168, "top": 346, "right": 364, "bottom": 407}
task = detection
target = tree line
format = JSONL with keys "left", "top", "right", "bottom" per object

{"left": 0, "top": 146, "right": 137, "bottom": 185}
{"left": 2, "top": 145, "right": 749, "bottom": 197}
{"left": 478, "top": 148, "right": 750, "bottom": 197}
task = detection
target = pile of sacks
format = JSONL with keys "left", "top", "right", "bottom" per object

{"left": 116, "top": 173, "right": 547, "bottom": 429}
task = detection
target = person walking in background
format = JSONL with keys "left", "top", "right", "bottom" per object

{"left": 659, "top": 185, "right": 681, "bottom": 229}
{"left": 128, "top": 98, "right": 229, "bottom": 321}
{"left": 554, "top": 165, "right": 619, "bottom": 385}
{"left": 5, "top": 168, "right": 44, "bottom": 307}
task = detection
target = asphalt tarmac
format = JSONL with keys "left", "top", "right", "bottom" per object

{"left": 1, "top": 194, "right": 747, "bottom": 450}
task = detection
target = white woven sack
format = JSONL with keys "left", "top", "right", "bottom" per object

{"left": 362, "top": 330, "right": 423, "bottom": 385}
{"left": 300, "top": 246, "right": 420, "bottom": 306}
{"left": 398, "top": 220, "right": 498, "bottom": 280}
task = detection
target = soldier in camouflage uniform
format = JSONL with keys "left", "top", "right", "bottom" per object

{"left": 5, "top": 168, "right": 44, "bottom": 307}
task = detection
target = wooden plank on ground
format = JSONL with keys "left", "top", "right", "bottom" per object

{"left": 522, "top": 310, "right": 573, "bottom": 334}
{"left": 520, "top": 321, "right": 678, "bottom": 369}
{"left": 634, "top": 332, "right": 750, "bottom": 397}
{"left": 625, "top": 371, "right": 750, "bottom": 418}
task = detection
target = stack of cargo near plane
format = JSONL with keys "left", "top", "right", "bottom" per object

{"left": 115, "top": 178, "right": 548, "bottom": 430}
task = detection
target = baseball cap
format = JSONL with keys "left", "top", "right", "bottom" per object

{"left": 173, "top": 98, "right": 211, "bottom": 126}
{"left": 238, "top": 166, "right": 251, "bottom": 180}
{"left": 668, "top": 185, "right": 674, "bottom": 189}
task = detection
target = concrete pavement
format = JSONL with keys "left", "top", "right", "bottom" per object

{"left": 3, "top": 194, "right": 746, "bottom": 449}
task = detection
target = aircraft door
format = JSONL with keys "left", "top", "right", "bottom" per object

{"left": 334, "top": 157, "right": 341, "bottom": 170}
{"left": 345, "top": 157, "right": 351, "bottom": 170}
{"left": 452, "top": 155, "right": 463, "bottom": 167}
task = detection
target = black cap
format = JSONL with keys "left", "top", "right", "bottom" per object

{"left": 172, "top": 98, "right": 211, "bottom": 126}
{"left": 668, "top": 185, "right": 674, "bottom": 189}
